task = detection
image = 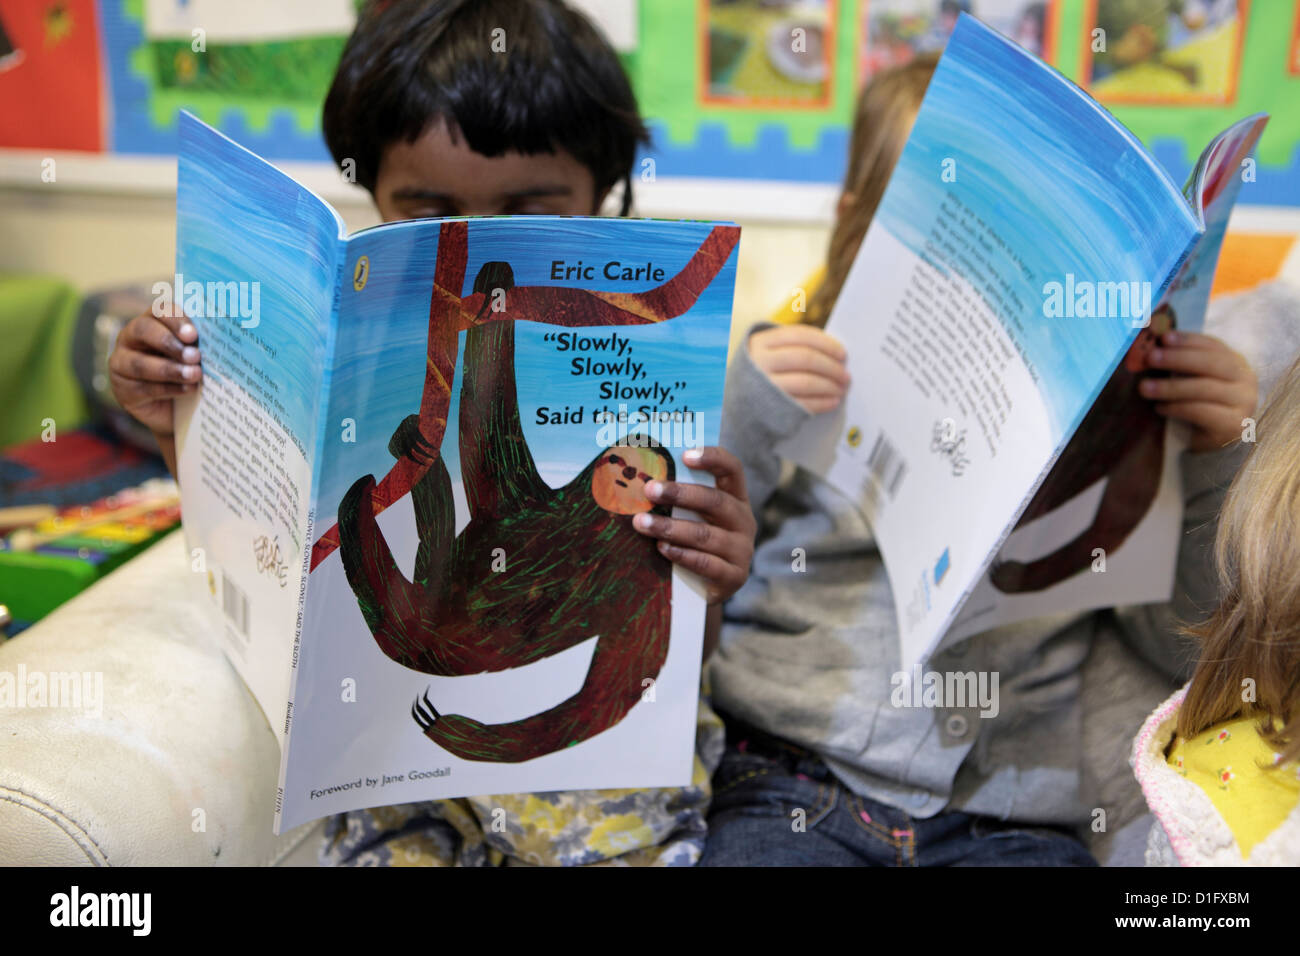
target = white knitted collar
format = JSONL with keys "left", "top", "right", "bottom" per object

{"left": 1131, "top": 687, "right": 1300, "bottom": 866}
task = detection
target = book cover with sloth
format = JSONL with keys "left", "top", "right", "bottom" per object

{"left": 323, "top": 221, "right": 740, "bottom": 764}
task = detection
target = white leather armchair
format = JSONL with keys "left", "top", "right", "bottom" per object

{"left": 0, "top": 523, "right": 1161, "bottom": 866}
{"left": 0, "top": 530, "right": 321, "bottom": 865}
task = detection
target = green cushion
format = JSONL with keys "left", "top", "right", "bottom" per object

{"left": 0, "top": 276, "right": 90, "bottom": 447}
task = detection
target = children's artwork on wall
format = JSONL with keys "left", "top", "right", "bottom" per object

{"left": 0, "top": 0, "right": 105, "bottom": 151}
{"left": 0, "top": 6, "right": 21, "bottom": 71}
{"left": 641, "top": 0, "right": 1300, "bottom": 205}
{"left": 2, "top": 0, "right": 1298, "bottom": 210}
{"left": 141, "top": 0, "right": 354, "bottom": 100}
{"left": 1290, "top": 0, "right": 1300, "bottom": 75}
{"left": 859, "top": 0, "right": 1059, "bottom": 81}
{"left": 98, "top": 0, "right": 356, "bottom": 159}
{"left": 702, "top": 0, "right": 835, "bottom": 106}
{"left": 97, "top": 0, "right": 641, "bottom": 159}
{"left": 1082, "top": 0, "right": 1247, "bottom": 103}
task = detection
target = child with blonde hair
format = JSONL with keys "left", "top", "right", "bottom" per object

{"left": 1134, "top": 354, "right": 1300, "bottom": 866}
{"left": 705, "top": 52, "right": 1260, "bottom": 866}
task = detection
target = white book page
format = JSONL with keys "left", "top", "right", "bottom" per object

{"left": 781, "top": 225, "right": 1055, "bottom": 671}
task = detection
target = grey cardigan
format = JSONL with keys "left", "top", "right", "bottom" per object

{"left": 713, "top": 322, "right": 1248, "bottom": 826}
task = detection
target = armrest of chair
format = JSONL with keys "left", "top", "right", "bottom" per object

{"left": 0, "top": 530, "right": 319, "bottom": 865}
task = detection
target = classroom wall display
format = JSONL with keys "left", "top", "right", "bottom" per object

{"left": 0, "top": 0, "right": 105, "bottom": 151}
{"left": 702, "top": 0, "right": 836, "bottom": 107}
{"left": 858, "top": 0, "right": 1059, "bottom": 81}
{"left": 0, "top": 0, "right": 1296, "bottom": 209}
{"left": 102, "top": 0, "right": 353, "bottom": 160}
{"left": 1290, "top": 0, "right": 1300, "bottom": 76}
{"left": 641, "top": 0, "right": 1297, "bottom": 205}
{"left": 1080, "top": 0, "right": 1247, "bottom": 104}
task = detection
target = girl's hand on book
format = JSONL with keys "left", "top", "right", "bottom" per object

{"left": 1140, "top": 331, "right": 1257, "bottom": 452}
{"left": 748, "top": 325, "right": 851, "bottom": 414}
{"left": 108, "top": 306, "right": 202, "bottom": 437}
{"left": 632, "top": 446, "right": 756, "bottom": 605}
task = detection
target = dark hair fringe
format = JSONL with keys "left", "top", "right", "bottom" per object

{"left": 323, "top": 0, "right": 648, "bottom": 213}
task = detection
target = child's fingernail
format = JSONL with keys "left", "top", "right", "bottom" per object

{"left": 644, "top": 480, "right": 662, "bottom": 499}
{"left": 180, "top": 323, "right": 196, "bottom": 338}
{"left": 683, "top": 448, "right": 703, "bottom": 464}
{"left": 1163, "top": 331, "right": 1180, "bottom": 345}
{"left": 182, "top": 364, "right": 201, "bottom": 381}
{"left": 181, "top": 346, "right": 200, "bottom": 363}
{"left": 634, "top": 513, "right": 653, "bottom": 530}
{"left": 1149, "top": 348, "right": 1163, "bottom": 363}
{"left": 1140, "top": 379, "right": 1158, "bottom": 396}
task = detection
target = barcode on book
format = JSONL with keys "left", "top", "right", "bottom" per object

{"left": 867, "top": 430, "right": 907, "bottom": 499}
{"left": 222, "top": 571, "right": 250, "bottom": 639}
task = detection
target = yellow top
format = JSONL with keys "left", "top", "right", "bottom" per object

{"left": 771, "top": 266, "right": 826, "bottom": 325}
{"left": 1168, "top": 716, "right": 1300, "bottom": 857}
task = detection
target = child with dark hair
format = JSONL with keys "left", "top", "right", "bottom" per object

{"left": 322, "top": 0, "right": 647, "bottom": 217}
{"left": 108, "top": 0, "right": 755, "bottom": 867}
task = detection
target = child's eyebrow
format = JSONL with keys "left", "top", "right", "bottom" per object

{"left": 499, "top": 185, "right": 576, "bottom": 200}
{"left": 387, "top": 188, "right": 455, "bottom": 202}
{"left": 387, "top": 185, "right": 575, "bottom": 202}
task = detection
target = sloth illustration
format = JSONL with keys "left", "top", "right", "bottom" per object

{"left": 310, "top": 219, "right": 739, "bottom": 570}
{"left": 339, "top": 319, "right": 675, "bottom": 762}
{"left": 324, "top": 222, "right": 737, "bottom": 762}
{"left": 990, "top": 304, "right": 1176, "bottom": 593}
{"left": 325, "top": 223, "right": 737, "bottom": 758}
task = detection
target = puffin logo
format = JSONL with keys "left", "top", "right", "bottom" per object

{"left": 49, "top": 886, "right": 151, "bottom": 936}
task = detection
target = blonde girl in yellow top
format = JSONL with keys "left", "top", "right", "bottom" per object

{"left": 1133, "top": 353, "right": 1300, "bottom": 865}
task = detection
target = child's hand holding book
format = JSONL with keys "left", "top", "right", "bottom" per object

{"left": 107, "top": 305, "right": 202, "bottom": 471}
{"left": 633, "top": 446, "right": 756, "bottom": 606}
{"left": 748, "top": 324, "right": 851, "bottom": 414}
{"left": 1139, "top": 331, "right": 1258, "bottom": 452}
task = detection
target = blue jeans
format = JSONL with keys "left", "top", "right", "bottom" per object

{"left": 700, "top": 720, "right": 1097, "bottom": 867}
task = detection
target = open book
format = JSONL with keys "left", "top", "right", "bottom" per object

{"left": 780, "top": 14, "right": 1266, "bottom": 673}
{"left": 170, "top": 114, "right": 740, "bottom": 832}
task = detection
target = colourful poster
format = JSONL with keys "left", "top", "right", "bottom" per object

{"left": 702, "top": 0, "right": 835, "bottom": 106}
{"left": 859, "top": 0, "right": 1059, "bottom": 81}
{"left": 3, "top": 2, "right": 1299, "bottom": 208}
{"left": 1082, "top": 0, "right": 1247, "bottom": 104}
{"left": 1290, "top": 0, "right": 1300, "bottom": 75}
{"left": 98, "top": 0, "right": 351, "bottom": 158}
{"left": 0, "top": 0, "right": 105, "bottom": 151}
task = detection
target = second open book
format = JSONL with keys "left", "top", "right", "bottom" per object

{"left": 781, "top": 14, "right": 1267, "bottom": 673}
